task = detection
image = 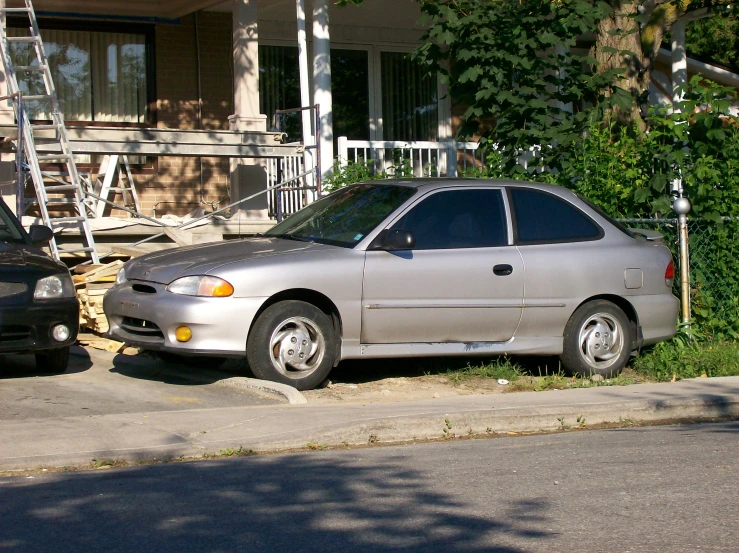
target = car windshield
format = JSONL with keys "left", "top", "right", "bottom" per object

{"left": 265, "top": 183, "right": 417, "bottom": 248}
{"left": 0, "top": 201, "right": 25, "bottom": 244}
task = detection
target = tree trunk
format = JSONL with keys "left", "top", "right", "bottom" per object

{"left": 594, "top": 1, "right": 648, "bottom": 131}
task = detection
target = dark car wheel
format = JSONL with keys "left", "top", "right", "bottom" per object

{"left": 560, "top": 300, "right": 632, "bottom": 378}
{"left": 247, "top": 300, "right": 336, "bottom": 391}
{"left": 35, "top": 346, "right": 70, "bottom": 374}
{"left": 155, "top": 351, "right": 226, "bottom": 369}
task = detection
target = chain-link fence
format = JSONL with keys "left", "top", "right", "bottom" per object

{"left": 617, "top": 218, "right": 739, "bottom": 337}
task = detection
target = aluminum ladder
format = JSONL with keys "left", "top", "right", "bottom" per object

{"left": 0, "top": 0, "right": 99, "bottom": 263}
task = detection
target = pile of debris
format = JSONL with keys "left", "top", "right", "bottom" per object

{"left": 72, "top": 260, "right": 130, "bottom": 353}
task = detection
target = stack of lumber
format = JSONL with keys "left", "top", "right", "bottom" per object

{"left": 73, "top": 260, "right": 123, "bottom": 335}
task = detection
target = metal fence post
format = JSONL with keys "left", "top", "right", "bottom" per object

{"left": 673, "top": 196, "right": 692, "bottom": 324}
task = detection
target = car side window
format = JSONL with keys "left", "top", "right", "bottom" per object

{"left": 510, "top": 188, "right": 602, "bottom": 244}
{"left": 390, "top": 189, "right": 508, "bottom": 250}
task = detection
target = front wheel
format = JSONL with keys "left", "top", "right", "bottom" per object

{"left": 247, "top": 300, "right": 336, "bottom": 390}
{"left": 560, "top": 300, "right": 632, "bottom": 378}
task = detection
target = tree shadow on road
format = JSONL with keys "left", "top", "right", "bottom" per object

{"left": 0, "top": 450, "right": 554, "bottom": 552}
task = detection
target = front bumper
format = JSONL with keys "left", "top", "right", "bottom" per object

{"left": 0, "top": 298, "right": 79, "bottom": 354}
{"left": 103, "top": 281, "right": 267, "bottom": 357}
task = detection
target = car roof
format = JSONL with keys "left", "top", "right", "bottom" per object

{"left": 359, "top": 178, "right": 570, "bottom": 195}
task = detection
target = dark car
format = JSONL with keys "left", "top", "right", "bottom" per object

{"left": 0, "top": 195, "right": 78, "bottom": 373}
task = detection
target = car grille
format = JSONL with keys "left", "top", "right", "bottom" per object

{"left": 119, "top": 317, "right": 164, "bottom": 339}
{"left": 0, "top": 325, "right": 32, "bottom": 343}
{"left": 132, "top": 284, "right": 157, "bottom": 294}
{"left": 0, "top": 282, "right": 27, "bottom": 299}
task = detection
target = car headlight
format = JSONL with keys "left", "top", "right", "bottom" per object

{"left": 34, "top": 274, "right": 75, "bottom": 299}
{"left": 116, "top": 267, "right": 127, "bottom": 285}
{"left": 167, "top": 276, "right": 234, "bottom": 297}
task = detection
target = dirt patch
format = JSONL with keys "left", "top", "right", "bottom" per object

{"left": 303, "top": 374, "right": 511, "bottom": 404}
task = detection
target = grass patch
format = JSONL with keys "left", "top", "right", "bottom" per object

{"left": 443, "top": 357, "right": 524, "bottom": 384}
{"left": 632, "top": 340, "right": 739, "bottom": 382}
{"left": 441, "top": 356, "right": 642, "bottom": 391}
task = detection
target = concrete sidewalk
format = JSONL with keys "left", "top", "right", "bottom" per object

{"left": 1, "top": 344, "right": 737, "bottom": 471}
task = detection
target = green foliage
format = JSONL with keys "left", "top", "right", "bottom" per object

{"left": 412, "top": 0, "right": 621, "bottom": 172}
{"left": 685, "top": 5, "right": 739, "bottom": 71}
{"left": 632, "top": 340, "right": 739, "bottom": 381}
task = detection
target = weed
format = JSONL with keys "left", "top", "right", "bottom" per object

{"left": 219, "top": 446, "right": 253, "bottom": 457}
{"left": 632, "top": 340, "right": 739, "bottom": 381}
{"left": 444, "top": 357, "right": 523, "bottom": 384}
{"left": 306, "top": 442, "right": 328, "bottom": 451}
{"left": 442, "top": 417, "right": 454, "bottom": 439}
{"left": 557, "top": 417, "right": 570, "bottom": 430}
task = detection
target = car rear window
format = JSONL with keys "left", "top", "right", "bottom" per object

{"left": 509, "top": 188, "right": 602, "bottom": 244}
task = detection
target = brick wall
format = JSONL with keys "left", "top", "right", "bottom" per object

{"left": 125, "top": 13, "right": 233, "bottom": 218}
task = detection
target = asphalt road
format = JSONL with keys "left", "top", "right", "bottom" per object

{"left": 0, "top": 348, "right": 281, "bottom": 421}
{"left": 0, "top": 422, "right": 736, "bottom": 552}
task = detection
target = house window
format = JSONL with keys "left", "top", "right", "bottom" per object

{"left": 7, "top": 19, "right": 155, "bottom": 169}
{"left": 7, "top": 25, "right": 150, "bottom": 124}
{"left": 380, "top": 51, "right": 438, "bottom": 141}
{"left": 259, "top": 45, "right": 370, "bottom": 145}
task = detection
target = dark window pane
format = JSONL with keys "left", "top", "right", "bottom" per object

{"left": 511, "top": 188, "right": 601, "bottom": 243}
{"left": 381, "top": 51, "right": 438, "bottom": 141}
{"left": 259, "top": 45, "right": 301, "bottom": 141}
{"left": 332, "top": 49, "right": 370, "bottom": 143}
{"left": 392, "top": 189, "right": 507, "bottom": 250}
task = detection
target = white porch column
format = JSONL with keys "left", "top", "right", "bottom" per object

{"left": 296, "top": 0, "right": 316, "bottom": 196}
{"left": 312, "top": 0, "right": 334, "bottom": 181}
{"left": 229, "top": 0, "right": 269, "bottom": 220}
{"left": 671, "top": 19, "right": 688, "bottom": 107}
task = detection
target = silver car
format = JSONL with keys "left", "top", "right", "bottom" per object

{"left": 104, "top": 179, "right": 678, "bottom": 390}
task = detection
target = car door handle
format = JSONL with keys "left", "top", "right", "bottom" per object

{"left": 493, "top": 264, "right": 513, "bottom": 276}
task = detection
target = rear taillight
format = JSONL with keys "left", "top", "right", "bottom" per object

{"left": 665, "top": 260, "right": 675, "bottom": 287}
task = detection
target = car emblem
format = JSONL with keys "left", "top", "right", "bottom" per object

{"left": 143, "top": 270, "right": 150, "bottom": 276}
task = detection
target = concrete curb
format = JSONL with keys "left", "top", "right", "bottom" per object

{"left": 1, "top": 376, "right": 737, "bottom": 471}
{"left": 72, "top": 346, "right": 307, "bottom": 405}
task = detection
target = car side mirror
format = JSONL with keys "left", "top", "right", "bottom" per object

{"left": 372, "top": 228, "right": 415, "bottom": 251}
{"left": 29, "top": 224, "right": 53, "bottom": 245}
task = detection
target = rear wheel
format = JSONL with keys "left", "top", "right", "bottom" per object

{"left": 35, "top": 346, "right": 70, "bottom": 374}
{"left": 247, "top": 300, "right": 336, "bottom": 390}
{"left": 560, "top": 300, "right": 632, "bottom": 378}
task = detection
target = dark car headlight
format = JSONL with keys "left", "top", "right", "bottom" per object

{"left": 34, "top": 274, "right": 75, "bottom": 299}
{"left": 116, "top": 267, "right": 127, "bottom": 285}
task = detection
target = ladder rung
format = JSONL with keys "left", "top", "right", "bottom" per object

{"left": 32, "top": 124, "right": 61, "bottom": 131}
{"left": 37, "top": 154, "right": 71, "bottom": 161}
{"left": 24, "top": 95, "right": 52, "bottom": 101}
{"left": 43, "top": 198, "right": 78, "bottom": 204}
{"left": 57, "top": 247, "right": 96, "bottom": 254}
{"left": 0, "top": 8, "right": 31, "bottom": 13}
{"left": 5, "top": 36, "right": 39, "bottom": 43}
{"left": 49, "top": 217, "right": 86, "bottom": 224}
{"left": 15, "top": 65, "right": 46, "bottom": 72}
{"left": 45, "top": 185, "right": 77, "bottom": 192}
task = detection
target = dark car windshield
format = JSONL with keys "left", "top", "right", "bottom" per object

{"left": 0, "top": 200, "right": 25, "bottom": 244}
{"left": 265, "top": 183, "right": 417, "bottom": 248}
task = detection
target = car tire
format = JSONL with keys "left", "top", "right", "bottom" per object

{"left": 35, "top": 346, "right": 70, "bottom": 374}
{"left": 155, "top": 351, "right": 226, "bottom": 369}
{"left": 560, "top": 300, "right": 632, "bottom": 378}
{"left": 247, "top": 300, "right": 336, "bottom": 391}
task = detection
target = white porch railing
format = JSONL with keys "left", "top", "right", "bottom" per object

{"left": 337, "top": 137, "right": 484, "bottom": 178}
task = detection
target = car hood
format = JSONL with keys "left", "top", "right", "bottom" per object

{"left": 0, "top": 241, "right": 65, "bottom": 273}
{"left": 124, "top": 237, "right": 337, "bottom": 284}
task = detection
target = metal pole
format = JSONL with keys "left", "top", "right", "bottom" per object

{"left": 315, "top": 103, "right": 322, "bottom": 197}
{"left": 673, "top": 196, "right": 692, "bottom": 325}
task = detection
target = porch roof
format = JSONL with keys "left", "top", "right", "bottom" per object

{"left": 21, "top": 0, "right": 222, "bottom": 20}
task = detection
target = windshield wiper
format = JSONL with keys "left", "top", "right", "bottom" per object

{"left": 272, "top": 233, "right": 311, "bottom": 243}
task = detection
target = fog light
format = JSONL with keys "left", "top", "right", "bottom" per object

{"left": 175, "top": 326, "right": 192, "bottom": 342}
{"left": 51, "top": 324, "right": 70, "bottom": 342}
